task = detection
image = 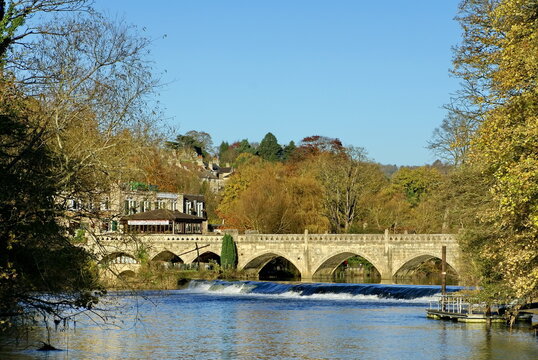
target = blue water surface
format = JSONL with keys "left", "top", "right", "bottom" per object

{"left": 1, "top": 281, "right": 536, "bottom": 360}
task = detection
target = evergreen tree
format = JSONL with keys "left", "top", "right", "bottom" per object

{"left": 220, "top": 234, "right": 237, "bottom": 269}
{"left": 257, "top": 132, "right": 282, "bottom": 161}
{"left": 218, "top": 141, "right": 229, "bottom": 158}
{"left": 282, "top": 140, "right": 297, "bottom": 161}
{"left": 237, "top": 139, "right": 253, "bottom": 154}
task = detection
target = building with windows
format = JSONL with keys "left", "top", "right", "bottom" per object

{"left": 65, "top": 182, "right": 208, "bottom": 235}
{"left": 121, "top": 209, "right": 205, "bottom": 234}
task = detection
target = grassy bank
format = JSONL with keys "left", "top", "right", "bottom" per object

{"left": 103, "top": 264, "right": 248, "bottom": 290}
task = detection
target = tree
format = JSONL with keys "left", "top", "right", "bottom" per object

{"left": 304, "top": 147, "right": 386, "bottom": 232}
{"left": 217, "top": 139, "right": 255, "bottom": 166}
{"left": 257, "top": 132, "right": 282, "bottom": 161}
{"left": 282, "top": 140, "right": 296, "bottom": 161}
{"left": 0, "top": 4, "right": 161, "bottom": 327}
{"left": 450, "top": 0, "right": 538, "bottom": 303}
{"left": 217, "top": 160, "right": 328, "bottom": 233}
{"left": 9, "top": 11, "right": 160, "bottom": 201}
{"left": 366, "top": 188, "right": 411, "bottom": 232}
{"left": 0, "top": 81, "right": 103, "bottom": 327}
{"left": 218, "top": 141, "right": 230, "bottom": 159}
{"left": 220, "top": 234, "right": 237, "bottom": 270}
{"left": 230, "top": 172, "right": 292, "bottom": 233}
{"left": 167, "top": 130, "right": 213, "bottom": 159}
{"left": 293, "top": 135, "right": 344, "bottom": 160}
{"left": 236, "top": 139, "right": 254, "bottom": 154}
{"left": 428, "top": 102, "right": 480, "bottom": 166}
{"left": 139, "top": 147, "right": 201, "bottom": 194}
{"left": 390, "top": 166, "right": 443, "bottom": 207}
{"left": 0, "top": 1, "right": 90, "bottom": 62}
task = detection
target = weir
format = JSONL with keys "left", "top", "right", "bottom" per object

{"left": 186, "top": 279, "right": 462, "bottom": 301}
{"left": 89, "top": 230, "right": 461, "bottom": 281}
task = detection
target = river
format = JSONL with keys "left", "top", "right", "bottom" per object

{"left": 1, "top": 280, "right": 537, "bottom": 359}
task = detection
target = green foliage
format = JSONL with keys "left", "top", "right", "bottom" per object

{"left": 218, "top": 141, "right": 230, "bottom": 158}
{"left": 0, "top": 1, "right": 90, "bottom": 62}
{"left": 217, "top": 139, "right": 255, "bottom": 166}
{"left": 166, "top": 131, "right": 213, "bottom": 159}
{"left": 0, "top": 2, "right": 25, "bottom": 60}
{"left": 135, "top": 246, "right": 150, "bottom": 265}
{"left": 390, "top": 167, "right": 443, "bottom": 207}
{"left": 72, "top": 229, "right": 86, "bottom": 244}
{"left": 346, "top": 256, "right": 375, "bottom": 270}
{"left": 129, "top": 181, "right": 158, "bottom": 192}
{"left": 220, "top": 234, "right": 237, "bottom": 270}
{"left": 237, "top": 139, "right": 254, "bottom": 154}
{"left": 282, "top": 140, "right": 297, "bottom": 161}
{"left": 257, "top": 132, "right": 283, "bottom": 161}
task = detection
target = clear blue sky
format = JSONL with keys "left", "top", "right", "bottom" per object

{"left": 94, "top": 0, "right": 462, "bottom": 165}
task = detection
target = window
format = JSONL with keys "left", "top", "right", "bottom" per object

{"left": 154, "top": 199, "right": 165, "bottom": 210}
{"left": 141, "top": 200, "right": 150, "bottom": 213}
{"left": 68, "top": 199, "right": 80, "bottom": 210}
{"left": 125, "top": 198, "right": 137, "bottom": 215}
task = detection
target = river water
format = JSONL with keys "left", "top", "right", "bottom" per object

{"left": 1, "top": 280, "right": 537, "bottom": 360}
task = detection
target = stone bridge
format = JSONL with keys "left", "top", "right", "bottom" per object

{"left": 89, "top": 231, "right": 461, "bottom": 281}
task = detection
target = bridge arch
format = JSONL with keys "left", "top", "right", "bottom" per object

{"left": 312, "top": 251, "right": 383, "bottom": 280}
{"left": 240, "top": 251, "right": 303, "bottom": 279}
{"left": 192, "top": 251, "right": 220, "bottom": 265}
{"left": 392, "top": 253, "right": 459, "bottom": 281}
{"left": 118, "top": 270, "right": 136, "bottom": 279}
{"left": 151, "top": 250, "right": 184, "bottom": 264}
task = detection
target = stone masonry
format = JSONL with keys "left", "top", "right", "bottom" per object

{"left": 90, "top": 230, "right": 460, "bottom": 281}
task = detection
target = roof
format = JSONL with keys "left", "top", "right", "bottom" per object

{"left": 122, "top": 209, "right": 205, "bottom": 221}
{"left": 217, "top": 167, "right": 233, "bottom": 174}
{"left": 199, "top": 171, "right": 219, "bottom": 180}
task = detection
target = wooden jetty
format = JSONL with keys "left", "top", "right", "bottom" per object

{"left": 427, "top": 294, "right": 533, "bottom": 323}
{"left": 427, "top": 246, "right": 534, "bottom": 324}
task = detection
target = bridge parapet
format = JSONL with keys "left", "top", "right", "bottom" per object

{"left": 96, "top": 234, "right": 224, "bottom": 243}
{"left": 308, "top": 234, "right": 385, "bottom": 243}
{"left": 94, "top": 232, "right": 457, "bottom": 244}
{"left": 236, "top": 233, "right": 457, "bottom": 244}
{"left": 238, "top": 234, "right": 304, "bottom": 242}
{"left": 386, "top": 234, "right": 457, "bottom": 243}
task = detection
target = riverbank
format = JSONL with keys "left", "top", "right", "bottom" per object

{"left": 102, "top": 264, "right": 247, "bottom": 290}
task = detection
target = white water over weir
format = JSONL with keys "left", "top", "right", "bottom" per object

{"left": 89, "top": 230, "right": 461, "bottom": 281}
{"left": 186, "top": 280, "right": 458, "bottom": 303}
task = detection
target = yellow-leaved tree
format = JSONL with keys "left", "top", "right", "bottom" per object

{"left": 217, "top": 157, "right": 328, "bottom": 233}
{"left": 452, "top": 0, "right": 538, "bottom": 303}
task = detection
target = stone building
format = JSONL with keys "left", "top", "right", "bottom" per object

{"left": 200, "top": 162, "right": 234, "bottom": 193}
{"left": 65, "top": 182, "right": 208, "bottom": 235}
